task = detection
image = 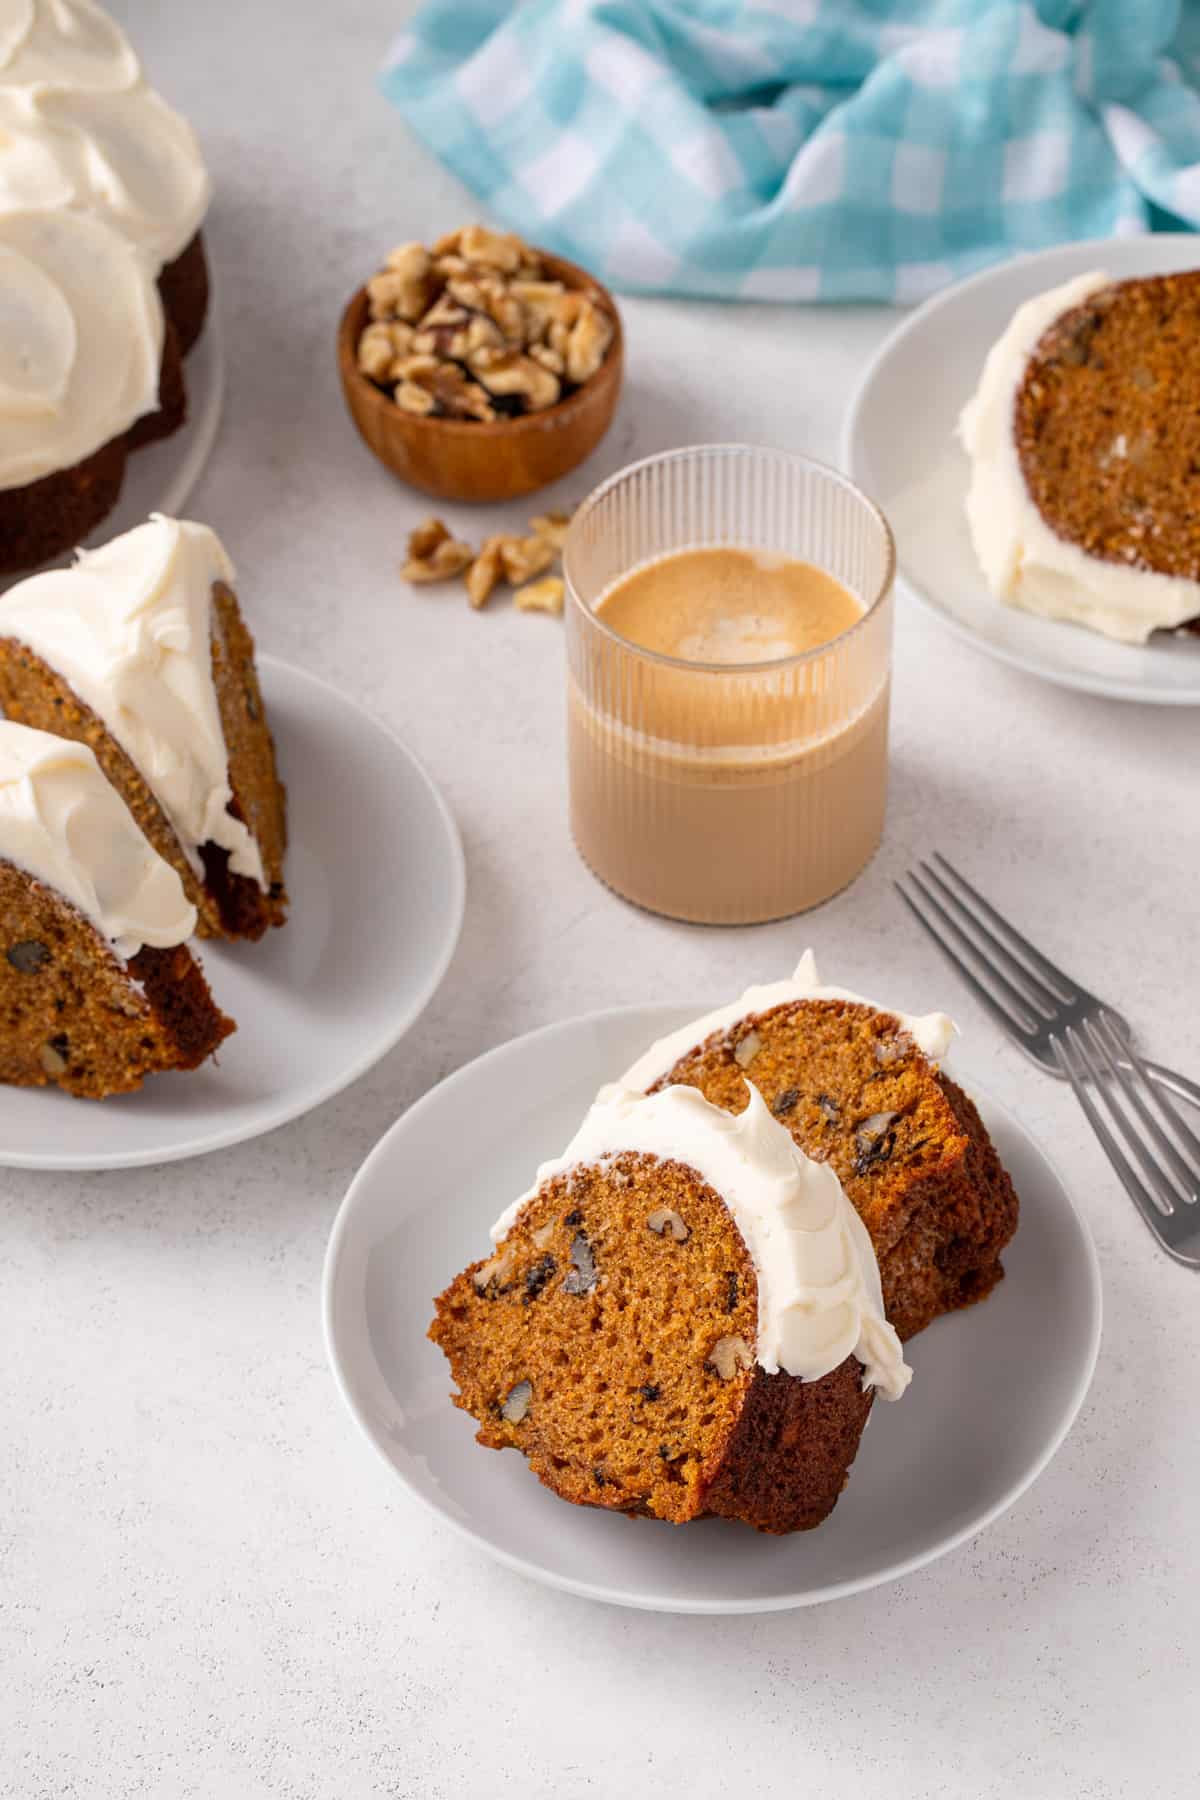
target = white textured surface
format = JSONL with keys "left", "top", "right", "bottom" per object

{"left": 4, "top": 3, "right": 1198, "bottom": 1795}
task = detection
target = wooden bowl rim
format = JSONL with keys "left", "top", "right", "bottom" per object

{"left": 337, "top": 249, "right": 623, "bottom": 441}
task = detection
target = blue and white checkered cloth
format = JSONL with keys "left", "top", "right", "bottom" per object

{"left": 381, "top": 0, "right": 1200, "bottom": 304}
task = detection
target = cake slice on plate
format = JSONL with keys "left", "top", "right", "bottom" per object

{"left": 960, "top": 269, "right": 1200, "bottom": 642}
{"left": 616, "top": 952, "right": 1019, "bottom": 1342}
{"left": 0, "top": 514, "right": 288, "bottom": 940}
{"left": 0, "top": 720, "right": 233, "bottom": 1097}
{"left": 431, "top": 1083, "right": 911, "bottom": 1535}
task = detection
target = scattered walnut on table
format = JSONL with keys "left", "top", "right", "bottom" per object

{"left": 529, "top": 512, "right": 571, "bottom": 550}
{"left": 399, "top": 503, "right": 576, "bottom": 615}
{"left": 499, "top": 534, "right": 554, "bottom": 586}
{"left": 402, "top": 518, "right": 474, "bottom": 583}
{"left": 514, "top": 576, "right": 565, "bottom": 615}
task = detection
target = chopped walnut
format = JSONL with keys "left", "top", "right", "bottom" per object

{"left": 466, "top": 536, "right": 506, "bottom": 609}
{"left": 368, "top": 242, "right": 434, "bottom": 323}
{"left": 469, "top": 347, "right": 560, "bottom": 411}
{"left": 460, "top": 224, "right": 526, "bottom": 271}
{"left": 392, "top": 353, "right": 495, "bottom": 421}
{"left": 530, "top": 511, "right": 571, "bottom": 550}
{"left": 514, "top": 576, "right": 565, "bottom": 615}
{"left": 499, "top": 534, "right": 554, "bottom": 585}
{"left": 402, "top": 518, "right": 474, "bottom": 584}
{"left": 706, "top": 1335, "right": 753, "bottom": 1381}
{"left": 394, "top": 378, "right": 436, "bottom": 416}
{"left": 358, "top": 226, "right": 613, "bottom": 420}
{"left": 564, "top": 297, "right": 615, "bottom": 385}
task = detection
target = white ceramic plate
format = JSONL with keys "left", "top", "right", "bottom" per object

{"left": 844, "top": 235, "right": 1200, "bottom": 704}
{"left": 0, "top": 274, "right": 224, "bottom": 594}
{"left": 323, "top": 1004, "right": 1102, "bottom": 1614}
{"left": 0, "top": 657, "right": 465, "bottom": 1170}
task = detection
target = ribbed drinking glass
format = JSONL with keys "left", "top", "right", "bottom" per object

{"left": 563, "top": 444, "right": 895, "bottom": 925}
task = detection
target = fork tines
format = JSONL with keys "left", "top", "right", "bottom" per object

{"left": 896, "top": 853, "right": 1200, "bottom": 1267}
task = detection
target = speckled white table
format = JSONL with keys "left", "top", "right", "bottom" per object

{"left": 5, "top": 5, "right": 1199, "bottom": 1796}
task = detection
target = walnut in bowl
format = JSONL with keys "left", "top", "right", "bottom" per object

{"left": 338, "top": 226, "right": 623, "bottom": 503}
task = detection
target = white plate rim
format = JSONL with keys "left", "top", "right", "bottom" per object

{"left": 842, "top": 233, "right": 1200, "bottom": 706}
{"left": 0, "top": 655, "right": 466, "bottom": 1172}
{"left": 322, "top": 1002, "right": 1104, "bottom": 1614}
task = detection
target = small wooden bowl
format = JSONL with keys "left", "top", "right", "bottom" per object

{"left": 337, "top": 253, "right": 624, "bottom": 505}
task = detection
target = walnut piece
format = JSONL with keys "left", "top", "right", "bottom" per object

{"left": 469, "top": 348, "right": 560, "bottom": 412}
{"left": 358, "top": 226, "right": 613, "bottom": 421}
{"left": 466, "top": 537, "right": 506, "bottom": 609}
{"left": 706, "top": 1335, "right": 753, "bottom": 1381}
{"left": 473, "top": 1242, "right": 516, "bottom": 1294}
{"left": 500, "top": 1379, "right": 532, "bottom": 1424}
{"left": 514, "top": 576, "right": 565, "bottom": 615}
{"left": 733, "top": 1029, "right": 762, "bottom": 1069}
{"left": 499, "top": 534, "right": 554, "bottom": 586}
{"left": 402, "top": 518, "right": 474, "bottom": 584}
{"left": 530, "top": 512, "right": 571, "bottom": 550}
{"left": 646, "top": 1206, "right": 689, "bottom": 1242}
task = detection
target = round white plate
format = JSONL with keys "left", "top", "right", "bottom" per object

{"left": 844, "top": 235, "right": 1200, "bottom": 704}
{"left": 323, "top": 1004, "right": 1102, "bottom": 1614}
{"left": 1, "top": 657, "right": 465, "bottom": 1170}
{"left": 0, "top": 275, "right": 224, "bottom": 595}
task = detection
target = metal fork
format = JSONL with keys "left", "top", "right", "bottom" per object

{"left": 896, "top": 852, "right": 1200, "bottom": 1268}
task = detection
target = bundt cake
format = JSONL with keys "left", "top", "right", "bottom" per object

{"left": 0, "top": 0, "right": 212, "bottom": 572}
{"left": 960, "top": 269, "right": 1200, "bottom": 642}
{"left": 0, "top": 514, "right": 288, "bottom": 940}
{"left": 618, "top": 952, "right": 1019, "bottom": 1342}
{"left": 0, "top": 720, "right": 233, "bottom": 1097}
{"left": 431, "top": 1083, "right": 911, "bottom": 1535}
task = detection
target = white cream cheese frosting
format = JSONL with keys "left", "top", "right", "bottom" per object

{"left": 0, "top": 205, "right": 161, "bottom": 489}
{"left": 0, "top": 0, "right": 140, "bottom": 94}
{"left": 0, "top": 82, "right": 210, "bottom": 266}
{"left": 490, "top": 1082, "right": 912, "bottom": 1401}
{"left": 959, "top": 270, "right": 1200, "bottom": 644}
{"left": 614, "top": 948, "right": 955, "bottom": 1094}
{"left": 0, "top": 514, "right": 267, "bottom": 888}
{"left": 0, "top": 718, "right": 196, "bottom": 959}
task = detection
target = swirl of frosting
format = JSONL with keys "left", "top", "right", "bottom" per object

{"left": 0, "top": 206, "right": 161, "bottom": 488}
{"left": 0, "top": 0, "right": 139, "bottom": 94}
{"left": 0, "top": 207, "right": 159, "bottom": 489}
{"left": 0, "top": 515, "right": 268, "bottom": 889}
{"left": 0, "top": 719, "right": 196, "bottom": 960}
{"left": 614, "top": 947, "right": 956, "bottom": 1094}
{"left": 0, "top": 82, "right": 210, "bottom": 266}
{"left": 490, "top": 1081, "right": 912, "bottom": 1401}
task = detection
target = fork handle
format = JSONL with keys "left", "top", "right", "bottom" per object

{"left": 1142, "top": 1060, "right": 1200, "bottom": 1111}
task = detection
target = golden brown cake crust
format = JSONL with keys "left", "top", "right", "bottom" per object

{"left": 125, "top": 321, "right": 187, "bottom": 452}
{"left": 205, "top": 580, "right": 288, "bottom": 937}
{"left": 0, "top": 439, "right": 127, "bottom": 577}
{"left": 1014, "top": 272, "right": 1200, "bottom": 618}
{"left": 0, "top": 859, "right": 234, "bottom": 1098}
{"left": 158, "top": 231, "right": 210, "bottom": 360}
{"left": 0, "top": 581, "right": 287, "bottom": 941}
{"left": 430, "top": 1151, "right": 874, "bottom": 1535}
{"left": 648, "top": 998, "right": 1018, "bottom": 1342}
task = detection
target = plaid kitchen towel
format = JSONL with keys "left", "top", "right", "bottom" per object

{"left": 381, "top": 0, "right": 1200, "bottom": 303}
